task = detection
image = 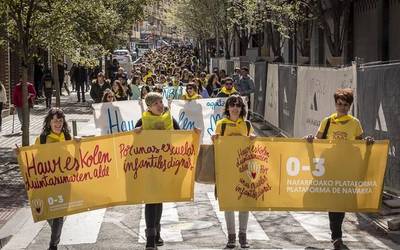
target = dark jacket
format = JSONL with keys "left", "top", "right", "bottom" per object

{"left": 206, "top": 82, "right": 221, "bottom": 97}
{"left": 41, "top": 71, "right": 54, "bottom": 89}
{"left": 78, "top": 66, "right": 87, "bottom": 83}
{"left": 90, "top": 80, "right": 112, "bottom": 103}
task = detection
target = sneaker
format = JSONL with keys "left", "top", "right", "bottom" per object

{"left": 239, "top": 232, "right": 249, "bottom": 248}
{"left": 155, "top": 233, "right": 164, "bottom": 246}
{"left": 226, "top": 234, "right": 236, "bottom": 248}
{"left": 333, "top": 238, "right": 345, "bottom": 250}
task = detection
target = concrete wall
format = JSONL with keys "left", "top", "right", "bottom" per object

{"left": 389, "top": 0, "right": 400, "bottom": 60}
{"left": 353, "top": 0, "right": 383, "bottom": 63}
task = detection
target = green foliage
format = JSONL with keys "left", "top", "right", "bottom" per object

{"left": 164, "top": 0, "right": 315, "bottom": 42}
{"left": 0, "top": 0, "right": 148, "bottom": 67}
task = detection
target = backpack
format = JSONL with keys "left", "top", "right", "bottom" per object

{"left": 321, "top": 118, "right": 331, "bottom": 139}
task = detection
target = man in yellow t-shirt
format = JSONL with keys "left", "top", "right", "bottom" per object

{"left": 306, "top": 88, "right": 374, "bottom": 250}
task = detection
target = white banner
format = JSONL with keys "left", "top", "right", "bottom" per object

{"left": 171, "top": 98, "right": 226, "bottom": 144}
{"left": 93, "top": 100, "right": 144, "bottom": 135}
{"left": 264, "top": 64, "right": 279, "bottom": 127}
{"left": 293, "top": 65, "right": 357, "bottom": 137}
{"left": 92, "top": 98, "right": 227, "bottom": 144}
{"left": 162, "top": 86, "right": 185, "bottom": 99}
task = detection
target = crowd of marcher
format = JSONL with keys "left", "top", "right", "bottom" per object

{"left": 10, "top": 45, "right": 374, "bottom": 250}
{"left": 88, "top": 45, "right": 256, "bottom": 107}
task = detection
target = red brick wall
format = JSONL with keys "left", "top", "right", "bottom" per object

{"left": 0, "top": 22, "right": 10, "bottom": 110}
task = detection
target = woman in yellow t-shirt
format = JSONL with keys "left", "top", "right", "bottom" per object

{"left": 181, "top": 82, "right": 201, "bottom": 101}
{"left": 306, "top": 88, "right": 374, "bottom": 250}
{"left": 133, "top": 92, "right": 200, "bottom": 249}
{"left": 35, "top": 108, "right": 73, "bottom": 250}
{"left": 212, "top": 95, "right": 255, "bottom": 249}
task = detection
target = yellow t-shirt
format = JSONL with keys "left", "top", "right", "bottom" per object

{"left": 34, "top": 132, "right": 66, "bottom": 144}
{"left": 219, "top": 86, "right": 238, "bottom": 96}
{"left": 318, "top": 113, "right": 363, "bottom": 140}
{"left": 182, "top": 93, "right": 201, "bottom": 100}
{"left": 142, "top": 110, "right": 173, "bottom": 130}
{"left": 215, "top": 117, "right": 253, "bottom": 136}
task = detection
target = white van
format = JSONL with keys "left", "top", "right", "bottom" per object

{"left": 112, "top": 49, "right": 133, "bottom": 74}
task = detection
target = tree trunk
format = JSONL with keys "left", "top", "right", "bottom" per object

{"left": 223, "top": 32, "right": 231, "bottom": 59}
{"left": 52, "top": 56, "right": 60, "bottom": 107}
{"left": 239, "top": 31, "right": 249, "bottom": 57}
{"left": 215, "top": 27, "right": 219, "bottom": 58}
{"left": 21, "top": 61, "right": 30, "bottom": 146}
{"left": 201, "top": 39, "right": 207, "bottom": 70}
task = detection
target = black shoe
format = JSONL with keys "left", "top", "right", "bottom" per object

{"left": 155, "top": 234, "right": 163, "bottom": 246}
{"left": 48, "top": 245, "right": 57, "bottom": 250}
{"left": 226, "top": 233, "right": 236, "bottom": 248}
{"left": 239, "top": 232, "right": 249, "bottom": 248}
{"left": 333, "top": 238, "right": 346, "bottom": 250}
{"left": 155, "top": 224, "right": 163, "bottom": 246}
{"left": 145, "top": 228, "right": 157, "bottom": 250}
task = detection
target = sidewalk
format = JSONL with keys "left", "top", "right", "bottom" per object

{"left": 0, "top": 92, "right": 95, "bottom": 239}
{"left": 0, "top": 92, "right": 94, "bottom": 162}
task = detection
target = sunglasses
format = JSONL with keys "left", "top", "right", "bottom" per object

{"left": 225, "top": 82, "right": 233, "bottom": 86}
{"left": 229, "top": 103, "right": 242, "bottom": 108}
{"left": 107, "top": 95, "right": 114, "bottom": 99}
{"left": 186, "top": 87, "right": 193, "bottom": 90}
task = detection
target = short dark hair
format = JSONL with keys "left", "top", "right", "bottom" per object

{"left": 334, "top": 88, "right": 354, "bottom": 105}
{"left": 241, "top": 66, "right": 249, "bottom": 72}
{"left": 223, "top": 95, "right": 247, "bottom": 118}
{"left": 222, "top": 77, "right": 233, "bottom": 85}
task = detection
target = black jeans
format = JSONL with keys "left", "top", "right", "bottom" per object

{"left": 76, "top": 82, "right": 86, "bottom": 102}
{"left": 44, "top": 88, "right": 53, "bottom": 108}
{"left": 145, "top": 203, "right": 163, "bottom": 231}
{"left": 47, "top": 217, "right": 64, "bottom": 247}
{"left": 329, "top": 212, "right": 345, "bottom": 240}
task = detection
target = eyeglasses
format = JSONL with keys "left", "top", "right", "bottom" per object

{"left": 229, "top": 103, "right": 241, "bottom": 108}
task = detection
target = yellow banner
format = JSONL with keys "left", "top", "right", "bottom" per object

{"left": 18, "top": 130, "right": 200, "bottom": 222}
{"left": 214, "top": 137, "right": 389, "bottom": 212}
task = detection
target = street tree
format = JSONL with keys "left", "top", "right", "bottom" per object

{"left": 0, "top": 0, "right": 147, "bottom": 146}
{"left": 164, "top": 0, "right": 214, "bottom": 65}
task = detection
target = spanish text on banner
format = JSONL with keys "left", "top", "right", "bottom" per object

{"left": 214, "top": 137, "right": 388, "bottom": 212}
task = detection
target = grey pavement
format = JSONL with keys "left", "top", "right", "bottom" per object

{"left": 0, "top": 184, "right": 399, "bottom": 249}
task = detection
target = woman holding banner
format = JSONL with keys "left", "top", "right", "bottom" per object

{"left": 134, "top": 92, "right": 180, "bottom": 249}
{"left": 212, "top": 95, "right": 256, "bottom": 249}
{"left": 35, "top": 108, "right": 73, "bottom": 250}
{"left": 306, "top": 88, "right": 374, "bottom": 250}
